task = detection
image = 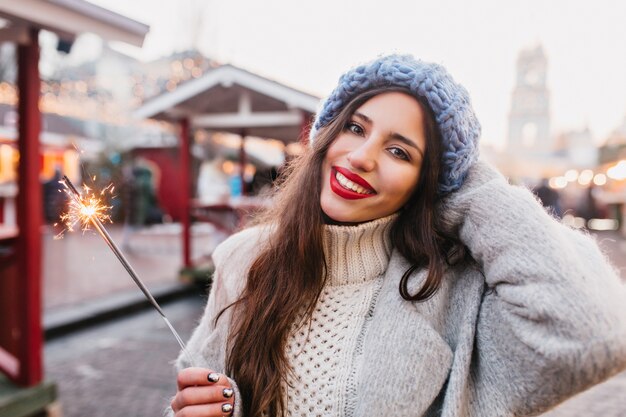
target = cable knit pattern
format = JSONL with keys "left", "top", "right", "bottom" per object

{"left": 282, "top": 214, "right": 395, "bottom": 416}
{"left": 310, "top": 54, "right": 481, "bottom": 194}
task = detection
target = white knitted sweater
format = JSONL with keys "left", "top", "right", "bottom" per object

{"left": 282, "top": 215, "right": 395, "bottom": 416}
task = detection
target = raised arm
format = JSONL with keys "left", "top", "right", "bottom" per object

{"left": 441, "top": 160, "right": 626, "bottom": 416}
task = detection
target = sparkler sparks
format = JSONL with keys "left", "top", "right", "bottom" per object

{"left": 56, "top": 179, "right": 114, "bottom": 236}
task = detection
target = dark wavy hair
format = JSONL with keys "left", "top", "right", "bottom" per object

{"left": 216, "top": 87, "right": 466, "bottom": 417}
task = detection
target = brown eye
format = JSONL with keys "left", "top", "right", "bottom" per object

{"left": 345, "top": 122, "right": 364, "bottom": 136}
{"left": 388, "top": 146, "right": 410, "bottom": 161}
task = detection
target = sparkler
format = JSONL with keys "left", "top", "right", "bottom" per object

{"left": 60, "top": 175, "right": 194, "bottom": 365}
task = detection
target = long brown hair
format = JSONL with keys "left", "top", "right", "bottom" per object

{"left": 216, "top": 87, "right": 465, "bottom": 417}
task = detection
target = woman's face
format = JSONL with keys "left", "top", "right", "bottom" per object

{"left": 320, "top": 92, "right": 426, "bottom": 224}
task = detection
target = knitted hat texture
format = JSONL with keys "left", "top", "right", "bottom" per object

{"left": 310, "top": 54, "right": 481, "bottom": 194}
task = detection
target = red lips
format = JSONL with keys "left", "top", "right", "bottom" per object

{"left": 330, "top": 166, "right": 377, "bottom": 200}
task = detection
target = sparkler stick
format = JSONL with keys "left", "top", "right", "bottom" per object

{"left": 61, "top": 175, "right": 194, "bottom": 366}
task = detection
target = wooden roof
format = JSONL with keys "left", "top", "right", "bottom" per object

{"left": 134, "top": 64, "right": 321, "bottom": 143}
{"left": 0, "top": 0, "right": 148, "bottom": 46}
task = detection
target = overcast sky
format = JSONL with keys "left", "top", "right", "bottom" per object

{"left": 86, "top": 0, "right": 626, "bottom": 149}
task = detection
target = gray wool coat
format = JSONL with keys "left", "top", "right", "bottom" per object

{"left": 174, "top": 161, "right": 626, "bottom": 417}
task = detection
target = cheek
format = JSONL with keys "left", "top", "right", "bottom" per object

{"left": 325, "top": 138, "right": 346, "bottom": 162}
{"left": 321, "top": 139, "right": 347, "bottom": 181}
{"left": 386, "top": 168, "right": 420, "bottom": 204}
{"left": 321, "top": 162, "right": 330, "bottom": 188}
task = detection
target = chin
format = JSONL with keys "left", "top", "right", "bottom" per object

{"left": 321, "top": 206, "right": 371, "bottom": 225}
{"left": 320, "top": 192, "right": 386, "bottom": 224}
{"left": 324, "top": 214, "right": 358, "bottom": 225}
{"left": 321, "top": 204, "right": 352, "bottom": 224}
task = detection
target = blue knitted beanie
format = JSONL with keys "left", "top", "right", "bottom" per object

{"left": 310, "top": 54, "right": 481, "bottom": 194}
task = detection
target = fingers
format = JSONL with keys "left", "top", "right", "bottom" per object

{"left": 171, "top": 385, "right": 235, "bottom": 411}
{"left": 173, "top": 368, "right": 235, "bottom": 416}
{"left": 171, "top": 402, "right": 234, "bottom": 416}
{"left": 177, "top": 367, "right": 231, "bottom": 390}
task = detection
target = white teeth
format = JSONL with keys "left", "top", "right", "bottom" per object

{"left": 335, "top": 171, "right": 373, "bottom": 195}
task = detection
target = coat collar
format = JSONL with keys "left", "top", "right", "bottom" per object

{"left": 350, "top": 250, "right": 454, "bottom": 416}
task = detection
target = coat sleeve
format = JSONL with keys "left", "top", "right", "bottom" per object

{"left": 172, "top": 271, "right": 244, "bottom": 417}
{"left": 441, "top": 160, "right": 626, "bottom": 416}
{"left": 166, "top": 227, "right": 265, "bottom": 417}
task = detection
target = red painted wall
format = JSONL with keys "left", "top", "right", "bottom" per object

{"left": 131, "top": 147, "right": 187, "bottom": 221}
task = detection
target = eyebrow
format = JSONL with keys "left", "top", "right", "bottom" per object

{"left": 353, "top": 111, "right": 425, "bottom": 157}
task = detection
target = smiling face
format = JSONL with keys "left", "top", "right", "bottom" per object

{"left": 320, "top": 91, "right": 427, "bottom": 224}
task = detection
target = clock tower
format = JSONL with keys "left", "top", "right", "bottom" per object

{"left": 507, "top": 45, "right": 552, "bottom": 154}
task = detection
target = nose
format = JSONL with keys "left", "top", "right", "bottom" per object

{"left": 347, "top": 139, "right": 377, "bottom": 172}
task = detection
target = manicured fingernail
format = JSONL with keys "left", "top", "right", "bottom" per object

{"left": 222, "top": 403, "right": 233, "bottom": 413}
{"left": 223, "top": 388, "right": 234, "bottom": 398}
{"left": 207, "top": 372, "right": 220, "bottom": 383}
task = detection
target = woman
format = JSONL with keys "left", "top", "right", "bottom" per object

{"left": 169, "top": 55, "right": 626, "bottom": 417}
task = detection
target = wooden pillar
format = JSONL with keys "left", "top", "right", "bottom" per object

{"left": 16, "top": 28, "right": 42, "bottom": 386}
{"left": 180, "top": 118, "right": 191, "bottom": 268}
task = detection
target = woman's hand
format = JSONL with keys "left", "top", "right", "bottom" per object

{"left": 171, "top": 367, "right": 235, "bottom": 416}
{"left": 436, "top": 160, "right": 504, "bottom": 236}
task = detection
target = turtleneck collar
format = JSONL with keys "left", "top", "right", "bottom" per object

{"left": 322, "top": 213, "right": 397, "bottom": 286}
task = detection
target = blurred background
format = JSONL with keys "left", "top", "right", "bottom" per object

{"left": 0, "top": 0, "right": 625, "bottom": 416}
